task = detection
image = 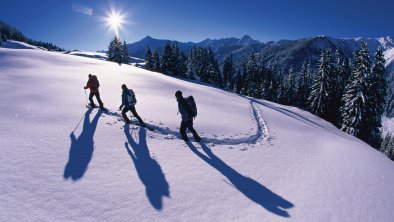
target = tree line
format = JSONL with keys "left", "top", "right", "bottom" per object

{"left": 142, "top": 41, "right": 393, "bottom": 160}
{"left": 0, "top": 20, "right": 63, "bottom": 51}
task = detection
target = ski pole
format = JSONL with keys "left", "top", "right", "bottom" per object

{"left": 84, "top": 89, "right": 89, "bottom": 106}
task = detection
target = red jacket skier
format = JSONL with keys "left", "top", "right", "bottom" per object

{"left": 84, "top": 74, "right": 104, "bottom": 109}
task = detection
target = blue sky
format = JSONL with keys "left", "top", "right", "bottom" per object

{"left": 1, "top": 0, "right": 393, "bottom": 51}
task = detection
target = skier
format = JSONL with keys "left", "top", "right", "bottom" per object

{"left": 119, "top": 84, "right": 145, "bottom": 126}
{"left": 84, "top": 74, "right": 105, "bottom": 109}
{"left": 175, "top": 90, "right": 202, "bottom": 142}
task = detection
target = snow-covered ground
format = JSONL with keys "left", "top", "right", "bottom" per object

{"left": 1, "top": 42, "right": 394, "bottom": 222}
{"left": 0, "top": 39, "right": 47, "bottom": 50}
{"left": 64, "top": 50, "right": 145, "bottom": 65}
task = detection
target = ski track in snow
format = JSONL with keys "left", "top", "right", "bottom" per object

{"left": 101, "top": 100, "right": 270, "bottom": 148}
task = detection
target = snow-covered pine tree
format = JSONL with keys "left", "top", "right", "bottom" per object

{"left": 362, "top": 47, "right": 387, "bottom": 148}
{"left": 297, "top": 61, "right": 312, "bottom": 108}
{"left": 341, "top": 57, "right": 352, "bottom": 89}
{"left": 209, "top": 60, "right": 223, "bottom": 87}
{"left": 222, "top": 54, "right": 234, "bottom": 90}
{"left": 331, "top": 49, "right": 343, "bottom": 126}
{"left": 380, "top": 133, "right": 393, "bottom": 158}
{"left": 234, "top": 70, "right": 244, "bottom": 94}
{"left": 161, "top": 42, "right": 174, "bottom": 75}
{"left": 385, "top": 74, "right": 394, "bottom": 117}
{"left": 152, "top": 49, "right": 161, "bottom": 72}
{"left": 186, "top": 46, "right": 197, "bottom": 79}
{"left": 192, "top": 47, "right": 210, "bottom": 82}
{"left": 206, "top": 46, "right": 222, "bottom": 86}
{"left": 107, "top": 36, "right": 124, "bottom": 64}
{"left": 340, "top": 41, "right": 371, "bottom": 137}
{"left": 106, "top": 37, "right": 116, "bottom": 62}
{"left": 243, "top": 53, "right": 258, "bottom": 97}
{"left": 261, "top": 67, "right": 275, "bottom": 101}
{"left": 113, "top": 39, "right": 123, "bottom": 64}
{"left": 309, "top": 49, "right": 337, "bottom": 122}
{"left": 284, "top": 66, "right": 297, "bottom": 105}
{"left": 145, "top": 46, "right": 153, "bottom": 70}
{"left": 276, "top": 70, "right": 285, "bottom": 104}
{"left": 171, "top": 45, "right": 180, "bottom": 76}
{"left": 177, "top": 51, "right": 188, "bottom": 77}
{"left": 122, "top": 40, "right": 130, "bottom": 64}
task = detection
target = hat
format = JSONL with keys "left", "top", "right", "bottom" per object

{"left": 175, "top": 90, "right": 182, "bottom": 98}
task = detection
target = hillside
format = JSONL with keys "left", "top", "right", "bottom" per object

{"left": 1, "top": 42, "right": 394, "bottom": 222}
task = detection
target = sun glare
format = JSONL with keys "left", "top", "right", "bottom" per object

{"left": 106, "top": 11, "right": 124, "bottom": 38}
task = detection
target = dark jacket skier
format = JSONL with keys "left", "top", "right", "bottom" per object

{"left": 175, "top": 90, "right": 201, "bottom": 142}
{"left": 84, "top": 74, "right": 104, "bottom": 109}
{"left": 119, "top": 84, "right": 145, "bottom": 126}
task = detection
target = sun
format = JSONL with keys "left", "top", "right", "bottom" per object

{"left": 106, "top": 10, "right": 124, "bottom": 38}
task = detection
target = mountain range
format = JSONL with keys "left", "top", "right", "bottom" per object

{"left": 127, "top": 35, "right": 394, "bottom": 77}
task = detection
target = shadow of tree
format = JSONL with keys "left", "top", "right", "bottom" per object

{"left": 124, "top": 124, "right": 170, "bottom": 210}
{"left": 186, "top": 141, "right": 294, "bottom": 217}
{"left": 64, "top": 109, "right": 102, "bottom": 181}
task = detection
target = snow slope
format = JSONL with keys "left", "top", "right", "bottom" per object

{"left": 1, "top": 43, "right": 394, "bottom": 222}
{"left": 0, "top": 39, "right": 46, "bottom": 50}
{"left": 64, "top": 50, "right": 145, "bottom": 64}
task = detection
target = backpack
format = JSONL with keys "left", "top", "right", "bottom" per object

{"left": 127, "top": 89, "right": 137, "bottom": 106}
{"left": 185, "top": 96, "right": 197, "bottom": 118}
{"left": 92, "top": 75, "right": 100, "bottom": 89}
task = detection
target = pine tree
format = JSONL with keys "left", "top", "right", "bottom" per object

{"left": 186, "top": 47, "right": 197, "bottom": 79}
{"left": 284, "top": 66, "right": 296, "bottom": 105}
{"left": 276, "top": 70, "right": 286, "bottom": 104}
{"left": 309, "top": 49, "right": 337, "bottom": 122}
{"left": 172, "top": 45, "right": 180, "bottom": 76}
{"left": 145, "top": 46, "right": 153, "bottom": 70}
{"left": 243, "top": 53, "right": 259, "bottom": 97}
{"left": 340, "top": 41, "right": 371, "bottom": 137}
{"left": 381, "top": 133, "right": 394, "bottom": 160}
{"left": 363, "top": 47, "right": 387, "bottom": 148}
{"left": 177, "top": 51, "right": 188, "bottom": 77}
{"left": 261, "top": 67, "right": 275, "bottom": 101}
{"left": 341, "top": 57, "right": 352, "bottom": 90}
{"left": 331, "top": 49, "right": 343, "bottom": 126}
{"left": 205, "top": 46, "right": 222, "bottom": 86}
{"left": 161, "top": 42, "right": 174, "bottom": 75}
{"left": 107, "top": 37, "right": 115, "bottom": 62}
{"left": 222, "top": 54, "right": 234, "bottom": 90}
{"left": 234, "top": 70, "right": 244, "bottom": 94}
{"left": 107, "top": 36, "right": 124, "bottom": 64}
{"left": 152, "top": 49, "right": 161, "bottom": 72}
{"left": 122, "top": 40, "right": 130, "bottom": 64}
{"left": 385, "top": 74, "right": 394, "bottom": 117}
{"left": 297, "top": 61, "right": 312, "bottom": 108}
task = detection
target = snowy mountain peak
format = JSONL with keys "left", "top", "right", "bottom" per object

{"left": 143, "top": 35, "right": 154, "bottom": 40}
{"left": 239, "top": 35, "right": 259, "bottom": 45}
{"left": 378, "top": 36, "right": 394, "bottom": 49}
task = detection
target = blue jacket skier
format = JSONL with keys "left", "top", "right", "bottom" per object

{"left": 175, "top": 90, "right": 201, "bottom": 142}
{"left": 119, "top": 84, "right": 145, "bottom": 126}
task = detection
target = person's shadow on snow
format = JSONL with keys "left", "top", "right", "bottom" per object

{"left": 186, "top": 142, "right": 294, "bottom": 217}
{"left": 124, "top": 124, "right": 170, "bottom": 210}
{"left": 64, "top": 109, "right": 102, "bottom": 181}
